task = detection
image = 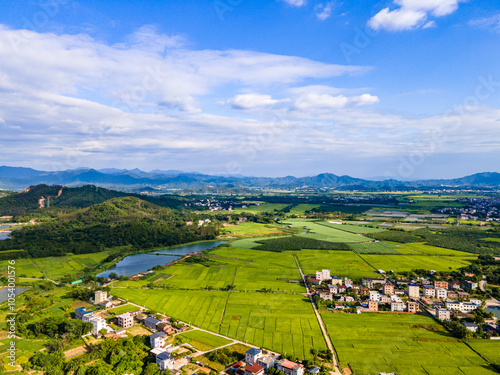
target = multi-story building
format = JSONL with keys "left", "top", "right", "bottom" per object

{"left": 423, "top": 285, "right": 435, "bottom": 298}
{"left": 319, "top": 292, "right": 333, "bottom": 301}
{"left": 465, "top": 280, "right": 479, "bottom": 290}
{"left": 434, "top": 280, "right": 449, "bottom": 289}
{"left": 150, "top": 332, "right": 167, "bottom": 349}
{"left": 330, "top": 276, "right": 343, "bottom": 286}
{"left": 446, "top": 301, "right": 479, "bottom": 313}
{"left": 117, "top": 312, "right": 134, "bottom": 328}
{"left": 245, "top": 348, "right": 262, "bottom": 364}
{"left": 89, "top": 316, "right": 106, "bottom": 335}
{"left": 94, "top": 290, "right": 107, "bottom": 304}
{"left": 156, "top": 352, "right": 175, "bottom": 371}
{"left": 407, "top": 301, "right": 419, "bottom": 313}
{"left": 435, "top": 288, "right": 448, "bottom": 300}
{"left": 369, "top": 291, "right": 381, "bottom": 301}
{"left": 244, "top": 363, "right": 265, "bottom": 375}
{"left": 391, "top": 302, "right": 405, "bottom": 312}
{"left": 407, "top": 284, "right": 420, "bottom": 298}
{"left": 436, "top": 307, "right": 451, "bottom": 321}
{"left": 383, "top": 284, "right": 394, "bottom": 295}
{"left": 316, "top": 269, "right": 331, "bottom": 282}
{"left": 328, "top": 285, "right": 338, "bottom": 294}
{"left": 75, "top": 307, "right": 93, "bottom": 320}
{"left": 368, "top": 300, "right": 378, "bottom": 312}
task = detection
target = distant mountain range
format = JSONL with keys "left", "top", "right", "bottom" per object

{"left": 0, "top": 166, "right": 499, "bottom": 190}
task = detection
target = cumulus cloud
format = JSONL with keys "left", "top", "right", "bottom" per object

{"left": 368, "top": 0, "right": 465, "bottom": 31}
{"left": 279, "top": 0, "right": 307, "bottom": 7}
{"left": 227, "top": 94, "right": 287, "bottom": 109}
{"left": 469, "top": 14, "right": 500, "bottom": 33}
{"left": 315, "top": 2, "right": 335, "bottom": 21}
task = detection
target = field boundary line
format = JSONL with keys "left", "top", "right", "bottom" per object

{"left": 217, "top": 267, "right": 237, "bottom": 334}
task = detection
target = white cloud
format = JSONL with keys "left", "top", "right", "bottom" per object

{"left": 368, "top": 0, "right": 465, "bottom": 31}
{"left": 227, "top": 94, "right": 287, "bottom": 109}
{"left": 315, "top": 2, "right": 334, "bottom": 21}
{"left": 469, "top": 14, "right": 500, "bottom": 33}
{"left": 279, "top": 0, "right": 307, "bottom": 7}
{"left": 351, "top": 94, "right": 380, "bottom": 106}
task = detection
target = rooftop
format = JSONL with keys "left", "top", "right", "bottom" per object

{"left": 245, "top": 363, "right": 264, "bottom": 374}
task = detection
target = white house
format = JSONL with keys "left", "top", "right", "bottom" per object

{"left": 89, "top": 317, "right": 107, "bottom": 335}
{"left": 435, "top": 288, "right": 448, "bottom": 300}
{"left": 156, "top": 352, "right": 175, "bottom": 371}
{"left": 369, "top": 291, "right": 380, "bottom": 301}
{"left": 423, "top": 285, "right": 435, "bottom": 298}
{"left": 328, "top": 285, "right": 338, "bottom": 294}
{"left": 94, "top": 290, "right": 108, "bottom": 304}
{"left": 245, "top": 348, "right": 262, "bottom": 364}
{"left": 391, "top": 302, "right": 405, "bottom": 312}
{"left": 316, "top": 269, "right": 331, "bottom": 282}
{"left": 150, "top": 332, "right": 167, "bottom": 349}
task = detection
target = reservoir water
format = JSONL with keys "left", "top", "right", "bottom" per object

{"left": 0, "top": 232, "right": 10, "bottom": 240}
{"left": 0, "top": 288, "right": 28, "bottom": 303}
{"left": 97, "top": 240, "right": 226, "bottom": 278}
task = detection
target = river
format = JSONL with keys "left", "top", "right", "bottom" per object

{"left": 97, "top": 240, "right": 226, "bottom": 278}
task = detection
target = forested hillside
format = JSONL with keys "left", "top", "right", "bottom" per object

{"left": 0, "top": 197, "right": 218, "bottom": 258}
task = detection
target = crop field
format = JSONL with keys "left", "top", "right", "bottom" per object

{"left": 224, "top": 222, "right": 289, "bottom": 238}
{"left": 322, "top": 312, "right": 497, "bottom": 375}
{"left": 348, "top": 242, "right": 400, "bottom": 254}
{"left": 360, "top": 254, "right": 476, "bottom": 273}
{"left": 296, "top": 250, "right": 377, "bottom": 278}
{"left": 395, "top": 243, "right": 476, "bottom": 257}
{"left": 228, "top": 236, "right": 290, "bottom": 249}
{"left": 219, "top": 293, "right": 326, "bottom": 360}
{"left": 0, "top": 251, "right": 114, "bottom": 280}
{"left": 320, "top": 222, "right": 386, "bottom": 234}
{"left": 287, "top": 204, "right": 321, "bottom": 215}
{"left": 467, "top": 340, "right": 500, "bottom": 367}
{"left": 111, "top": 289, "right": 228, "bottom": 333}
{"left": 177, "top": 329, "right": 233, "bottom": 351}
{"left": 210, "top": 247, "right": 305, "bottom": 292}
{"left": 254, "top": 236, "right": 349, "bottom": 252}
{"left": 107, "top": 303, "right": 140, "bottom": 315}
{"left": 283, "top": 219, "right": 369, "bottom": 243}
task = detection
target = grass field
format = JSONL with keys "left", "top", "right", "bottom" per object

{"left": 230, "top": 203, "right": 289, "bottom": 213}
{"left": 348, "top": 242, "right": 400, "bottom": 254}
{"left": 111, "top": 289, "right": 228, "bottom": 333}
{"left": 107, "top": 303, "right": 140, "bottom": 315}
{"left": 287, "top": 204, "right": 321, "bottom": 215}
{"left": 467, "top": 340, "right": 500, "bottom": 367}
{"left": 219, "top": 293, "right": 326, "bottom": 360}
{"left": 296, "top": 250, "right": 377, "bottom": 278}
{"left": 0, "top": 251, "right": 114, "bottom": 280}
{"left": 322, "top": 312, "right": 497, "bottom": 375}
{"left": 177, "top": 329, "right": 233, "bottom": 351}
{"left": 320, "top": 222, "right": 387, "bottom": 234}
{"left": 229, "top": 236, "right": 290, "bottom": 249}
{"left": 360, "top": 254, "right": 476, "bottom": 273}
{"left": 284, "top": 219, "right": 370, "bottom": 243}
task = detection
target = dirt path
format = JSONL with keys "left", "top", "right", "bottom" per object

{"left": 293, "top": 254, "right": 341, "bottom": 375}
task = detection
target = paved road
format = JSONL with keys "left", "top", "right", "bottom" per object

{"left": 293, "top": 255, "right": 341, "bottom": 375}
{"left": 479, "top": 276, "right": 487, "bottom": 292}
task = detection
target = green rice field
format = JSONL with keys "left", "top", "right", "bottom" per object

{"left": 284, "top": 219, "right": 370, "bottom": 243}
{"left": 348, "top": 242, "right": 400, "bottom": 254}
{"left": 360, "top": 254, "right": 477, "bottom": 273}
{"left": 296, "top": 250, "right": 377, "bottom": 278}
{"left": 177, "top": 329, "right": 233, "bottom": 351}
{"left": 320, "top": 222, "right": 387, "bottom": 234}
{"left": 322, "top": 312, "right": 497, "bottom": 375}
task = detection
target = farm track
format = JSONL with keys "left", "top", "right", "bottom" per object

{"left": 292, "top": 254, "right": 341, "bottom": 375}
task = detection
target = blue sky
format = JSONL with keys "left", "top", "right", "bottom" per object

{"left": 0, "top": 0, "right": 499, "bottom": 179}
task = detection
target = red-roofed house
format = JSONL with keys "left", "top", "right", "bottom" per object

{"left": 276, "top": 359, "right": 304, "bottom": 375}
{"left": 244, "top": 363, "right": 264, "bottom": 375}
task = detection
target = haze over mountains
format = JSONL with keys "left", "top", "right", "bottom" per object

{"left": 0, "top": 166, "right": 499, "bottom": 191}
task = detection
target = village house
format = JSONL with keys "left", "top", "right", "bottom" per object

{"left": 391, "top": 302, "right": 405, "bottom": 312}
{"left": 457, "top": 291, "right": 470, "bottom": 299}
{"left": 436, "top": 307, "right": 451, "bottom": 321}
{"left": 447, "top": 291, "right": 459, "bottom": 299}
{"left": 434, "top": 280, "right": 449, "bottom": 289}
{"left": 244, "top": 363, "right": 265, "bottom": 375}
{"left": 116, "top": 312, "right": 134, "bottom": 328}
{"left": 379, "top": 295, "right": 392, "bottom": 304}
{"left": 446, "top": 301, "right": 479, "bottom": 313}
{"left": 245, "top": 348, "right": 262, "bottom": 363}
{"left": 344, "top": 277, "right": 353, "bottom": 286}
{"left": 368, "top": 300, "right": 379, "bottom": 312}
{"left": 157, "top": 322, "right": 175, "bottom": 335}
{"left": 449, "top": 281, "right": 461, "bottom": 290}
{"left": 330, "top": 276, "right": 343, "bottom": 286}
{"left": 144, "top": 316, "right": 161, "bottom": 329}
{"left": 276, "top": 359, "right": 305, "bottom": 375}
{"left": 407, "top": 301, "right": 419, "bottom": 313}
{"left": 435, "top": 288, "right": 448, "bottom": 299}
{"left": 339, "top": 296, "right": 355, "bottom": 303}
{"left": 465, "top": 280, "right": 479, "bottom": 290}
{"left": 94, "top": 290, "right": 108, "bottom": 304}
{"left": 407, "top": 284, "right": 420, "bottom": 298}
{"left": 257, "top": 357, "right": 275, "bottom": 371}
{"left": 316, "top": 269, "right": 331, "bottom": 282}
{"left": 156, "top": 352, "right": 175, "bottom": 371}
{"left": 150, "top": 332, "right": 167, "bottom": 349}
{"left": 369, "top": 291, "right": 381, "bottom": 301}
{"left": 462, "top": 322, "right": 478, "bottom": 332}
{"left": 319, "top": 292, "right": 333, "bottom": 301}
{"left": 89, "top": 316, "right": 107, "bottom": 335}
{"left": 383, "top": 284, "right": 394, "bottom": 295}
{"left": 359, "top": 287, "right": 370, "bottom": 296}
{"left": 75, "top": 307, "right": 93, "bottom": 320}
{"left": 363, "top": 277, "right": 386, "bottom": 289}
{"left": 328, "top": 285, "right": 338, "bottom": 294}
{"left": 423, "top": 285, "right": 435, "bottom": 298}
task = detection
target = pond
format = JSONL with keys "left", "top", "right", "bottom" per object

{"left": 0, "top": 288, "right": 28, "bottom": 303}
{"left": 0, "top": 232, "right": 10, "bottom": 240}
{"left": 485, "top": 306, "right": 500, "bottom": 320}
{"left": 97, "top": 240, "right": 226, "bottom": 278}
